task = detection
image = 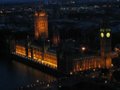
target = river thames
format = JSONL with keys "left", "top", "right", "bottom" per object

{"left": 0, "top": 56, "right": 56, "bottom": 90}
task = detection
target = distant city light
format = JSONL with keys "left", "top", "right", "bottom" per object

{"left": 111, "top": 64, "right": 114, "bottom": 67}
{"left": 105, "top": 80, "right": 107, "bottom": 84}
{"left": 36, "top": 80, "right": 39, "bottom": 83}
{"left": 81, "top": 47, "right": 86, "bottom": 51}
{"left": 47, "top": 84, "right": 50, "bottom": 87}
{"left": 47, "top": 40, "right": 50, "bottom": 42}
{"left": 70, "top": 72, "right": 73, "bottom": 75}
{"left": 73, "top": 40, "right": 75, "bottom": 42}
{"left": 0, "top": 11, "right": 3, "bottom": 14}
{"left": 93, "top": 69, "right": 96, "bottom": 71}
{"left": 58, "top": 85, "right": 62, "bottom": 88}
{"left": 115, "top": 47, "right": 120, "bottom": 52}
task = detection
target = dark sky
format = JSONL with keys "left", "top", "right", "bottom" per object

{"left": 1, "top": 0, "right": 38, "bottom": 3}
{"left": 0, "top": 0, "right": 116, "bottom": 4}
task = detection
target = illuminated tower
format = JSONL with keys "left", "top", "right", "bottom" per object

{"left": 34, "top": 10, "right": 48, "bottom": 40}
{"left": 52, "top": 31, "right": 60, "bottom": 47}
{"left": 100, "top": 28, "right": 112, "bottom": 68}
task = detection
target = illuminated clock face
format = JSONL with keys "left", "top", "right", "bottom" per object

{"left": 106, "top": 32, "right": 110, "bottom": 38}
{"left": 100, "top": 33, "right": 104, "bottom": 38}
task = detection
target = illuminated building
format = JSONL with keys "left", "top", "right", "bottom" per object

{"left": 15, "top": 44, "right": 26, "bottom": 56}
{"left": 15, "top": 42, "right": 57, "bottom": 69}
{"left": 11, "top": 26, "right": 113, "bottom": 75}
{"left": 73, "top": 56, "right": 101, "bottom": 72}
{"left": 11, "top": 17, "right": 113, "bottom": 75}
{"left": 34, "top": 10, "right": 48, "bottom": 39}
{"left": 100, "top": 28, "right": 112, "bottom": 68}
{"left": 11, "top": 27, "right": 113, "bottom": 75}
{"left": 10, "top": 5, "right": 113, "bottom": 75}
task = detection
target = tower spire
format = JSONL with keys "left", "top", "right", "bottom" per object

{"left": 39, "top": 0, "right": 44, "bottom": 10}
{"left": 100, "top": 16, "right": 112, "bottom": 69}
{"left": 34, "top": 0, "right": 48, "bottom": 40}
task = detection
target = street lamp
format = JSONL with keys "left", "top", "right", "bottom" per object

{"left": 81, "top": 46, "right": 86, "bottom": 52}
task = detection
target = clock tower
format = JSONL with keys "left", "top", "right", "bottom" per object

{"left": 100, "top": 28, "right": 112, "bottom": 68}
{"left": 34, "top": 10, "right": 48, "bottom": 40}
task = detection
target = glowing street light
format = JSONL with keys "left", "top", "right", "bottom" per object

{"left": 111, "top": 64, "right": 114, "bottom": 67}
{"left": 47, "top": 39, "right": 50, "bottom": 42}
{"left": 81, "top": 47, "right": 86, "bottom": 51}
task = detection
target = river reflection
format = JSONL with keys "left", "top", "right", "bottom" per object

{"left": 0, "top": 57, "right": 56, "bottom": 90}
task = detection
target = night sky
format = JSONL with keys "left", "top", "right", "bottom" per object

{"left": 0, "top": 0, "right": 117, "bottom": 4}
{"left": 1, "top": 0, "right": 38, "bottom": 3}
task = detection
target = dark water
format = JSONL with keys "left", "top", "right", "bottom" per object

{"left": 0, "top": 56, "right": 56, "bottom": 90}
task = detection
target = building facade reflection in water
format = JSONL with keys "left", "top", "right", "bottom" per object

{"left": 12, "top": 60, "right": 56, "bottom": 82}
{"left": 0, "top": 57, "right": 56, "bottom": 89}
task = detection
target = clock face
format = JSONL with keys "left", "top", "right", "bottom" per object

{"left": 106, "top": 32, "right": 110, "bottom": 38}
{"left": 100, "top": 33, "right": 104, "bottom": 38}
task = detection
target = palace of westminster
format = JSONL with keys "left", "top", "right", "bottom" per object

{"left": 9, "top": 7, "right": 114, "bottom": 75}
